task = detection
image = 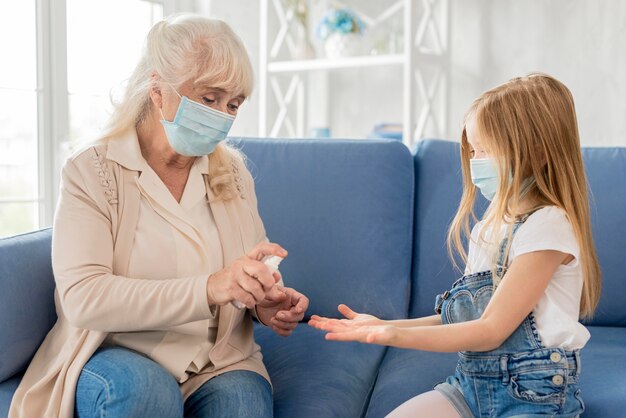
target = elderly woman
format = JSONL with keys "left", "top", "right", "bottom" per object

{"left": 9, "top": 14, "right": 308, "bottom": 418}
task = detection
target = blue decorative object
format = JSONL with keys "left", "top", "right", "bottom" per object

{"left": 316, "top": 8, "right": 365, "bottom": 41}
{"left": 310, "top": 127, "right": 331, "bottom": 138}
{"left": 368, "top": 123, "right": 403, "bottom": 141}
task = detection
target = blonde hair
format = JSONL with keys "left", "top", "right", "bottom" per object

{"left": 101, "top": 13, "right": 254, "bottom": 200}
{"left": 447, "top": 73, "right": 601, "bottom": 318}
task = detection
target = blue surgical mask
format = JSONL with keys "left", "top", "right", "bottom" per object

{"left": 470, "top": 158, "right": 499, "bottom": 201}
{"left": 160, "top": 92, "right": 235, "bottom": 157}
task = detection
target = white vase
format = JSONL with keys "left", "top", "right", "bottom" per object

{"left": 293, "top": 27, "right": 316, "bottom": 60}
{"left": 324, "top": 32, "right": 362, "bottom": 59}
{"left": 294, "top": 36, "right": 316, "bottom": 60}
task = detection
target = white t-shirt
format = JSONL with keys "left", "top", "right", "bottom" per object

{"left": 465, "top": 206, "right": 590, "bottom": 350}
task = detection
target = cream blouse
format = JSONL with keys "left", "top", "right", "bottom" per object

{"left": 105, "top": 155, "right": 225, "bottom": 382}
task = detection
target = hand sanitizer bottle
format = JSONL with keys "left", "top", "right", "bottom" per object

{"left": 232, "top": 255, "right": 284, "bottom": 309}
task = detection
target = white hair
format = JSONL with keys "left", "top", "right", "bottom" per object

{"left": 102, "top": 13, "right": 254, "bottom": 200}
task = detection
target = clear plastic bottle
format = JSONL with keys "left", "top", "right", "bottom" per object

{"left": 232, "top": 255, "right": 284, "bottom": 309}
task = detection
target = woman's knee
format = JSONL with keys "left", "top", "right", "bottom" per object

{"left": 75, "top": 347, "right": 183, "bottom": 418}
{"left": 185, "top": 371, "right": 272, "bottom": 417}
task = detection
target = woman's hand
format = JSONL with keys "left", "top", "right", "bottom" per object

{"left": 256, "top": 285, "right": 309, "bottom": 337}
{"left": 206, "top": 242, "right": 287, "bottom": 309}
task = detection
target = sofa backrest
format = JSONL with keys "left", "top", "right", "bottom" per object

{"left": 409, "top": 139, "right": 468, "bottom": 318}
{"left": 236, "top": 138, "right": 415, "bottom": 320}
{"left": 0, "top": 228, "right": 56, "bottom": 383}
{"left": 410, "top": 139, "right": 626, "bottom": 327}
{"left": 583, "top": 148, "right": 626, "bottom": 326}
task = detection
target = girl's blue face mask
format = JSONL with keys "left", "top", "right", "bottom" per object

{"left": 160, "top": 91, "right": 235, "bottom": 157}
{"left": 470, "top": 158, "right": 499, "bottom": 201}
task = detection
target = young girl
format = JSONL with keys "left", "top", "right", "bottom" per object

{"left": 308, "top": 73, "right": 601, "bottom": 418}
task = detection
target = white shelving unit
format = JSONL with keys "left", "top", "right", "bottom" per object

{"left": 267, "top": 54, "right": 405, "bottom": 72}
{"left": 258, "top": 0, "right": 449, "bottom": 147}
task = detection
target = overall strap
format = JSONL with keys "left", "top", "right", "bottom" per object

{"left": 494, "top": 210, "right": 538, "bottom": 281}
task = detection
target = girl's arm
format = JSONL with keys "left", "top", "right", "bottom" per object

{"left": 310, "top": 249, "right": 570, "bottom": 352}
{"left": 388, "top": 315, "right": 442, "bottom": 328}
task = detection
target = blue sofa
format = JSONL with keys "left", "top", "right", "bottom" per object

{"left": 1, "top": 139, "right": 624, "bottom": 417}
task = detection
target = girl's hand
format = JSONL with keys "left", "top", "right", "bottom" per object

{"left": 206, "top": 242, "right": 287, "bottom": 309}
{"left": 309, "top": 304, "right": 395, "bottom": 345}
{"left": 309, "top": 317, "right": 397, "bottom": 345}
{"left": 309, "top": 304, "right": 382, "bottom": 327}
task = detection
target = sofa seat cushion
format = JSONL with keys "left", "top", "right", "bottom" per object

{"left": 365, "top": 325, "right": 626, "bottom": 417}
{"left": 254, "top": 323, "right": 386, "bottom": 417}
{"left": 364, "top": 348, "right": 458, "bottom": 417}
{"left": 2, "top": 324, "right": 388, "bottom": 418}
{"left": 0, "top": 374, "right": 21, "bottom": 418}
{"left": 580, "top": 326, "right": 626, "bottom": 417}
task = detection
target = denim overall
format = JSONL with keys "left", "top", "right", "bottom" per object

{"left": 433, "top": 217, "right": 585, "bottom": 418}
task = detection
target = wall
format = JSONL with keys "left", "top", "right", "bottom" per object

{"left": 203, "top": 0, "right": 626, "bottom": 146}
{"left": 447, "top": 0, "right": 626, "bottom": 146}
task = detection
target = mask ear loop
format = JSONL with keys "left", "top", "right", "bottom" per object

{"left": 160, "top": 84, "right": 183, "bottom": 122}
{"left": 169, "top": 83, "right": 183, "bottom": 99}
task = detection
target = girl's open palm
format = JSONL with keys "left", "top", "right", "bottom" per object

{"left": 308, "top": 304, "right": 396, "bottom": 345}
{"left": 309, "top": 304, "right": 381, "bottom": 326}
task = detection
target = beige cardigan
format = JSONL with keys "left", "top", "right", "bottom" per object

{"left": 9, "top": 130, "right": 270, "bottom": 418}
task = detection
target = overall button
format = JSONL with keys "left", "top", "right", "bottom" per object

{"left": 552, "top": 375, "right": 564, "bottom": 386}
{"left": 550, "top": 352, "right": 562, "bottom": 363}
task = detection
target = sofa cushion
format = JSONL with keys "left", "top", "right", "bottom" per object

{"left": 0, "top": 374, "right": 21, "bottom": 418}
{"left": 0, "top": 229, "right": 56, "bottom": 383}
{"left": 580, "top": 326, "right": 626, "bottom": 416}
{"left": 410, "top": 140, "right": 626, "bottom": 325}
{"left": 582, "top": 148, "right": 626, "bottom": 326}
{"left": 1, "top": 325, "right": 390, "bottom": 418}
{"left": 254, "top": 323, "right": 386, "bottom": 417}
{"left": 364, "top": 349, "right": 458, "bottom": 417}
{"left": 236, "top": 138, "right": 414, "bottom": 320}
{"left": 409, "top": 139, "right": 476, "bottom": 318}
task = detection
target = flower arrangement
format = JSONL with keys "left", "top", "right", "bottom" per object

{"left": 284, "top": 0, "right": 308, "bottom": 28}
{"left": 316, "top": 8, "right": 365, "bottom": 41}
{"left": 283, "top": 0, "right": 315, "bottom": 59}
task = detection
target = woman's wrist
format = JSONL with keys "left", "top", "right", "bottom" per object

{"left": 206, "top": 274, "right": 217, "bottom": 306}
{"left": 255, "top": 306, "right": 269, "bottom": 326}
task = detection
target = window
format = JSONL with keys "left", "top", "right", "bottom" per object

{"left": 0, "top": 1, "right": 38, "bottom": 237}
{"left": 0, "top": 0, "right": 169, "bottom": 238}
{"left": 66, "top": 0, "right": 164, "bottom": 149}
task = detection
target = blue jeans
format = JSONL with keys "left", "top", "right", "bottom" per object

{"left": 75, "top": 347, "right": 273, "bottom": 418}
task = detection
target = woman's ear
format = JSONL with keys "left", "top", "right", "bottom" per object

{"left": 149, "top": 73, "right": 163, "bottom": 109}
